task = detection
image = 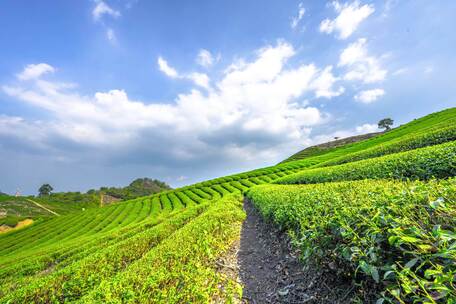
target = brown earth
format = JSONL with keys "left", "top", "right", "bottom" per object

{"left": 229, "top": 199, "right": 362, "bottom": 304}
{"left": 0, "top": 218, "right": 33, "bottom": 234}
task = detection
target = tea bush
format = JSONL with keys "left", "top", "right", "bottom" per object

{"left": 276, "top": 141, "right": 456, "bottom": 185}
{"left": 246, "top": 179, "right": 456, "bottom": 303}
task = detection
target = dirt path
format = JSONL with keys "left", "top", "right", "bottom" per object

{"left": 26, "top": 199, "right": 60, "bottom": 216}
{"left": 236, "top": 199, "right": 357, "bottom": 304}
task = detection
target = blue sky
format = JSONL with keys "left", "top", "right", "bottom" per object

{"left": 0, "top": 0, "right": 455, "bottom": 194}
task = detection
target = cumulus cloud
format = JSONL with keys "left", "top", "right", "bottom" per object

{"left": 309, "top": 66, "right": 345, "bottom": 98}
{"left": 311, "top": 121, "right": 380, "bottom": 145}
{"left": 157, "top": 57, "right": 210, "bottom": 88}
{"left": 16, "top": 63, "right": 55, "bottom": 81}
{"left": 319, "top": 0, "right": 374, "bottom": 39}
{"left": 354, "top": 88, "right": 385, "bottom": 103}
{"left": 338, "top": 38, "right": 387, "bottom": 83}
{"left": 157, "top": 57, "right": 179, "bottom": 78}
{"left": 196, "top": 49, "right": 215, "bottom": 68}
{"left": 92, "top": 1, "right": 120, "bottom": 21}
{"left": 188, "top": 72, "right": 210, "bottom": 89}
{"left": 355, "top": 123, "right": 380, "bottom": 133}
{"left": 291, "top": 3, "right": 306, "bottom": 29}
{"left": 3, "top": 43, "right": 345, "bottom": 184}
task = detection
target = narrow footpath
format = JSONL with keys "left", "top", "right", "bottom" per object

{"left": 235, "top": 199, "right": 357, "bottom": 304}
{"left": 26, "top": 199, "right": 60, "bottom": 216}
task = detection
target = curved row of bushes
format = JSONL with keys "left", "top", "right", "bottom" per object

{"left": 246, "top": 179, "right": 456, "bottom": 303}
{"left": 0, "top": 205, "right": 209, "bottom": 301}
{"left": 275, "top": 140, "right": 456, "bottom": 185}
{"left": 82, "top": 194, "right": 245, "bottom": 303}
{"left": 1, "top": 196, "right": 246, "bottom": 303}
{"left": 281, "top": 107, "right": 456, "bottom": 163}
{"left": 317, "top": 125, "right": 456, "bottom": 168}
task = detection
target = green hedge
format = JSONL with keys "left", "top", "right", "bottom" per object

{"left": 1, "top": 205, "right": 209, "bottom": 302}
{"left": 82, "top": 195, "right": 245, "bottom": 303}
{"left": 275, "top": 141, "right": 456, "bottom": 185}
{"left": 318, "top": 125, "right": 456, "bottom": 168}
{"left": 246, "top": 179, "right": 456, "bottom": 303}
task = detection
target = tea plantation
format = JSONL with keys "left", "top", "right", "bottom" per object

{"left": 0, "top": 107, "right": 455, "bottom": 303}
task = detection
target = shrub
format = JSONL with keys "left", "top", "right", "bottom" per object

{"left": 246, "top": 179, "right": 456, "bottom": 303}
{"left": 276, "top": 141, "right": 456, "bottom": 185}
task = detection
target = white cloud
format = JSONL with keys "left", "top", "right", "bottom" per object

{"left": 392, "top": 68, "right": 407, "bottom": 76}
{"left": 106, "top": 28, "right": 116, "bottom": 43}
{"left": 338, "top": 38, "right": 387, "bottom": 83}
{"left": 196, "top": 49, "right": 215, "bottom": 68}
{"left": 355, "top": 123, "right": 380, "bottom": 133}
{"left": 3, "top": 43, "right": 345, "bottom": 171}
{"left": 311, "top": 121, "right": 380, "bottom": 145}
{"left": 309, "top": 66, "right": 345, "bottom": 98}
{"left": 221, "top": 42, "right": 295, "bottom": 85}
{"left": 158, "top": 57, "right": 210, "bottom": 88}
{"left": 188, "top": 72, "right": 210, "bottom": 89}
{"left": 0, "top": 115, "right": 49, "bottom": 146}
{"left": 92, "top": 1, "right": 120, "bottom": 21}
{"left": 291, "top": 3, "right": 306, "bottom": 29}
{"left": 354, "top": 88, "right": 385, "bottom": 103}
{"left": 157, "top": 57, "right": 179, "bottom": 78}
{"left": 16, "top": 63, "right": 55, "bottom": 81}
{"left": 319, "top": 0, "right": 374, "bottom": 39}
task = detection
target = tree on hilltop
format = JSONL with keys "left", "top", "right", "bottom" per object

{"left": 38, "top": 184, "right": 53, "bottom": 196}
{"left": 378, "top": 118, "right": 394, "bottom": 131}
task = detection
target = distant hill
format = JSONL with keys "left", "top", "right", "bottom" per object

{"left": 0, "top": 178, "right": 171, "bottom": 228}
{"left": 90, "top": 178, "right": 172, "bottom": 201}
{"left": 0, "top": 195, "right": 47, "bottom": 227}
{"left": 280, "top": 131, "right": 383, "bottom": 163}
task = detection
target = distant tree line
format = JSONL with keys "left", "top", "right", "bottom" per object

{"left": 36, "top": 178, "right": 171, "bottom": 203}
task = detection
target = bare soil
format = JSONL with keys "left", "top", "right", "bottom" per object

{"left": 236, "top": 199, "right": 359, "bottom": 304}
{"left": 0, "top": 218, "right": 34, "bottom": 234}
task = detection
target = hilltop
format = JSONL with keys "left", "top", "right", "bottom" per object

{"left": 0, "top": 107, "right": 454, "bottom": 303}
{"left": 90, "top": 177, "right": 172, "bottom": 201}
{"left": 280, "top": 131, "right": 383, "bottom": 163}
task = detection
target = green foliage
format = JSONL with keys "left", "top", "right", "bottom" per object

{"left": 379, "top": 118, "right": 394, "bottom": 131}
{"left": 0, "top": 196, "right": 51, "bottom": 226}
{"left": 282, "top": 107, "right": 456, "bottom": 163}
{"left": 0, "top": 107, "right": 454, "bottom": 303}
{"left": 2, "top": 204, "right": 211, "bottom": 303}
{"left": 33, "top": 192, "right": 99, "bottom": 215}
{"left": 83, "top": 195, "right": 245, "bottom": 304}
{"left": 246, "top": 179, "right": 456, "bottom": 303}
{"left": 275, "top": 141, "right": 456, "bottom": 185}
{"left": 99, "top": 177, "right": 171, "bottom": 200}
{"left": 317, "top": 124, "right": 456, "bottom": 168}
{"left": 38, "top": 184, "right": 53, "bottom": 196}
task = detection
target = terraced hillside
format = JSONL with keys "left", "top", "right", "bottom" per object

{"left": 0, "top": 107, "right": 455, "bottom": 303}
{"left": 0, "top": 178, "right": 171, "bottom": 231}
